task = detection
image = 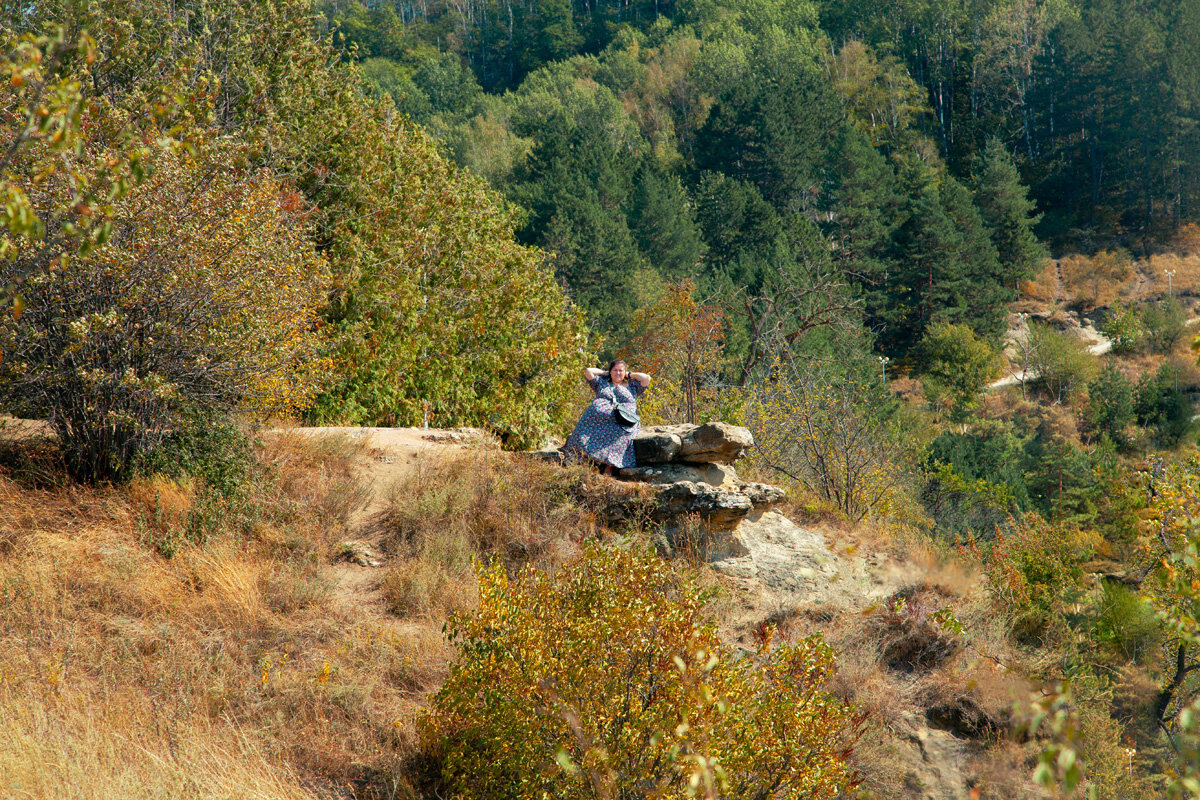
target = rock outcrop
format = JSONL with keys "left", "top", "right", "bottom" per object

{"left": 617, "top": 423, "right": 781, "bottom": 533}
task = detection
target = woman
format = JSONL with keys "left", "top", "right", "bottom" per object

{"left": 565, "top": 359, "right": 651, "bottom": 475}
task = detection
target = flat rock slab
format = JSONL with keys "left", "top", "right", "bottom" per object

{"left": 654, "top": 481, "right": 755, "bottom": 530}
{"left": 621, "top": 462, "right": 740, "bottom": 487}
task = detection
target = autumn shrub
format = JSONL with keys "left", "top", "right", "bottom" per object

{"left": 0, "top": 142, "right": 330, "bottom": 481}
{"left": 423, "top": 543, "right": 858, "bottom": 800}
{"left": 747, "top": 359, "right": 915, "bottom": 522}
{"left": 974, "top": 515, "right": 1091, "bottom": 643}
{"left": 1059, "top": 249, "right": 1132, "bottom": 309}
{"left": 625, "top": 279, "right": 730, "bottom": 425}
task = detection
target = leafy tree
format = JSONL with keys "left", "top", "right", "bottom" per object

{"left": 749, "top": 357, "right": 911, "bottom": 522}
{"left": 0, "top": 25, "right": 181, "bottom": 312}
{"left": 917, "top": 323, "right": 1001, "bottom": 420}
{"left": 1135, "top": 363, "right": 1193, "bottom": 447}
{"left": 1022, "top": 322, "right": 1096, "bottom": 404}
{"left": 626, "top": 280, "right": 726, "bottom": 424}
{"left": 1100, "top": 301, "right": 1147, "bottom": 354}
{"left": 0, "top": 144, "right": 330, "bottom": 481}
{"left": 10, "top": 0, "right": 589, "bottom": 449}
{"left": 694, "top": 28, "right": 843, "bottom": 209}
{"left": 920, "top": 462, "right": 1017, "bottom": 544}
{"left": 925, "top": 419, "right": 1034, "bottom": 511}
{"left": 1141, "top": 296, "right": 1187, "bottom": 354}
{"left": 425, "top": 543, "right": 858, "bottom": 799}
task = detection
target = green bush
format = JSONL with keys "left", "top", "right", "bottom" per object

{"left": 424, "top": 543, "right": 858, "bottom": 799}
{"left": 1135, "top": 363, "right": 1193, "bottom": 446}
{"left": 1084, "top": 363, "right": 1135, "bottom": 446}
{"left": 917, "top": 323, "right": 1000, "bottom": 419}
{"left": 1099, "top": 302, "right": 1146, "bottom": 354}
{"left": 1140, "top": 296, "right": 1187, "bottom": 353}
{"left": 1093, "top": 581, "right": 1162, "bottom": 664}
{"left": 131, "top": 416, "right": 254, "bottom": 499}
{"left": 1023, "top": 322, "right": 1096, "bottom": 403}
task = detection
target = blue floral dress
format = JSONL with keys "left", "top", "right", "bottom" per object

{"left": 565, "top": 376, "right": 646, "bottom": 469}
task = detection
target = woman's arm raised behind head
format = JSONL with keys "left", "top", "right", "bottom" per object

{"left": 629, "top": 371, "right": 651, "bottom": 387}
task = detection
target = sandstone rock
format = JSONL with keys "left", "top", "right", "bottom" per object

{"left": 710, "top": 511, "right": 840, "bottom": 592}
{"left": 740, "top": 482, "right": 785, "bottom": 506}
{"left": 632, "top": 430, "right": 682, "bottom": 464}
{"left": 678, "top": 421, "right": 754, "bottom": 462}
{"left": 634, "top": 422, "right": 752, "bottom": 465}
{"left": 654, "top": 481, "right": 754, "bottom": 530}
{"left": 621, "top": 462, "right": 739, "bottom": 487}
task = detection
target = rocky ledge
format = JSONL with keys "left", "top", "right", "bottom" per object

{"left": 535, "top": 421, "right": 784, "bottom": 538}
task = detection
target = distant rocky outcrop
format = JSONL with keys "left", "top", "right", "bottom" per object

{"left": 533, "top": 421, "right": 786, "bottom": 554}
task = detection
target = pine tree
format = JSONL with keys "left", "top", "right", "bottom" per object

{"left": 972, "top": 137, "right": 1048, "bottom": 289}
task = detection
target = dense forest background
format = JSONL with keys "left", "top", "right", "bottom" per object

{"left": 326, "top": 0, "right": 1200, "bottom": 354}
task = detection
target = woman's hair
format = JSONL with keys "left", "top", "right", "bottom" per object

{"left": 606, "top": 359, "right": 628, "bottom": 380}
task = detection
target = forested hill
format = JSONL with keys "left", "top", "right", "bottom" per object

{"left": 329, "top": 0, "right": 1200, "bottom": 354}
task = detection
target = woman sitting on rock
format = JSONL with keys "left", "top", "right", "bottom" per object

{"left": 565, "top": 359, "right": 651, "bottom": 475}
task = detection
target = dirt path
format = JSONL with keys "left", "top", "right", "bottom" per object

{"left": 272, "top": 426, "right": 496, "bottom": 630}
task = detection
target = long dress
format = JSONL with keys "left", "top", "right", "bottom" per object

{"left": 565, "top": 376, "right": 646, "bottom": 469}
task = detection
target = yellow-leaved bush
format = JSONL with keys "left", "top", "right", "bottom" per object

{"left": 423, "top": 544, "right": 858, "bottom": 799}
{"left": 0, "top": 134, "right": 330, "bottom": 480}
{"left": 747, "top": 361, "right": 913, "bottom": 522}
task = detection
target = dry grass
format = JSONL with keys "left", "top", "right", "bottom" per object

{"left": 0, "top": 434, "right": 425, "bottom": 800}
{"left": 1020, "top": 241, "right": 1200, "bottom": 315}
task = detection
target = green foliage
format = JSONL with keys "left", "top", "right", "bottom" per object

{"left": 979, "top": 515, "right": 1089, "bottom": 642}
{"left": 926, "top": 419, "right": 1034, "bottom": 511}
{"left": 0, "top": 135, "right": 331, "bottom": 481}
{"left": 1023, "top": 322, "right": 1096, "bottom": 404}
{"left": 749, "top": 356, "right": 914, "bottom": 522}
{"left": 917, "top": 323, "right": 1001, "bottom": 419}
{"left": 0, "top": 24, "right": 182, "bottom": 311}
{"left": 971, "top": 137, "right": 1048, "bottom": 287}
{"left": 920, "top": 462, "right": 1016, "bottom": 544}
{"left": 424, "top": 543, "right": 858, "bottom": 799}
{"left": 1135, "top": 363, "right": 1193, "bottom": 447}
{"left": 131, "top": 417, "right": 254, "bottom": 500}
{"left": 1141, "top": 297, "right": 1187, "bottom": 354}
{"left": 1101, "top": 301, "right": 1147, "bottom": 354}
{"left": 1084, "top": 362, "right": 1136, "bottom": 446}
{"left": 1093, "top": 581, "right": 1162, "bottom": 664}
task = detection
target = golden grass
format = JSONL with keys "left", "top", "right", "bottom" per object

{"left": 0, "top": 434, "right": 428, "bottom": 800}
{"left": 1021, "top": 241, "right": 1200, "bottom": 313}
{"left": 0, "top": 694, "right": 322, "bottom": 800}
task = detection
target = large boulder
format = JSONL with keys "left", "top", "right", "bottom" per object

{"left": 634, "top": 422, "right": 753, "bottom": 465}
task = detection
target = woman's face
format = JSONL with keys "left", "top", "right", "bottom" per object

{"left": 610, "top": 362, "right": 628, "bottom": 383}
